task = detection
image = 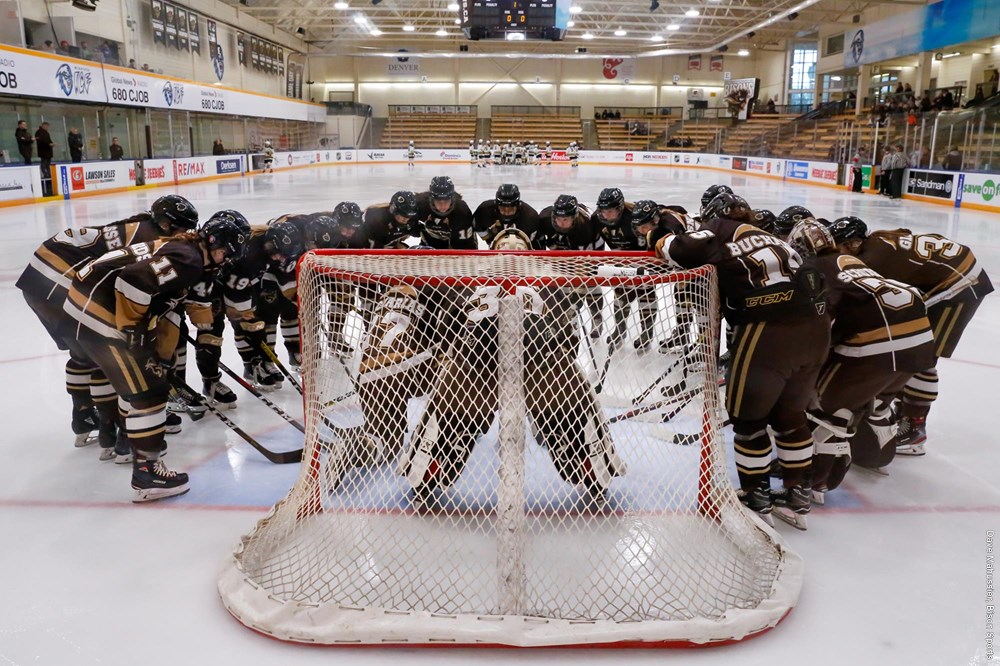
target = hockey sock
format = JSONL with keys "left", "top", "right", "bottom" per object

{"left": 901, "top": 369, "right": 937, "bottom": 418}
{"left": 66, "top": 358, "right": 94, "bottom": 409}
{"left": 127, "top": 397, "right": 168, "bottom": 458}
{"left": 773, "top": 425, "right": 814, "bottom": 488}
{"left": 732, "top": 424, "right": 772, "bottom": 492}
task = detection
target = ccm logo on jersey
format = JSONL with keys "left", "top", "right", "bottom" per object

{"left": 745, "top": 290, "right": 794, "bottom": 307}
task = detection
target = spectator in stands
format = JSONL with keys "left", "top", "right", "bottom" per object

{"left": 128, "top": 58, "right": 137, "bottom": 69}
{"left": 601, "top": 110, "right": 609, "bottom": 120}
{"left": 964, "top": 86, "right": 985, "bottom": 108}
{"left": 141, "top": 63, "right": 152, "bottom": 72}
{"left": 35, "top": 122, "right": 54, "bottom": 197}
{"left": 67, "top": 128, "right": 84, "bottom": 163}
{"left": 40, "top": 40, "right": 55, "bottom": 53}
{"left": 920, "top": 94, "right": 932, "bottom": 113}
{"left": 99, "top": 41, "right": 115, "bottom": 64}
{"left": 79, "top": 41, "right": 93, "bottom": 60}
{"left": 941, "top": 145, "right": 963, "bottom": 170}
{"left": 15, "top": 120, "right": 33, "bottom": 165}
{"left": 613, "top": 110, "right": 621, "bottom": 119}
{"left": 109, "top": 137, "right": 124, "bottom": 161}
{"left": 765, "top": 99, "right": 776, "bottom": 114}
{"left": 212, "top": 139, "right": 226, "bottom": 155}
{"left": 594, "top": 111, "right": 601, "bottom": 120}
{"left": 58, "top": 40, "right": 71, "bottom": 55}
{"left": 942, "top": 90, "right": 954, "bottom": 110}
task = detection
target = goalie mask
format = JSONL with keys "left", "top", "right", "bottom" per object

{"left": 788, "top": 220, "right": 836, "bottom": 258}
{"left": 490, "top": 228, "right": 532, "bottom": 251}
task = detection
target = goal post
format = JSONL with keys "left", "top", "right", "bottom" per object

{"left": 218, "top": 249, "right": 803, "bottom": 647}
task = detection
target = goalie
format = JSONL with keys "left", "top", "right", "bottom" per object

{"left": 397, "top": 229, "right": 627, "bottom": 503}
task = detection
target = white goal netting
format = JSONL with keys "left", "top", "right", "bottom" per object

{"left": 218, "top": 250, "right": 802, "bottom": 647}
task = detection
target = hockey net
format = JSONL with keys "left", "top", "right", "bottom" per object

{"left": 218, "top": 250, "right": 802, "bottom": 647}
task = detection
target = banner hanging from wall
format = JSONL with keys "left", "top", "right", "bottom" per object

{"left": 723, "top": 77, "right": 760, "bottom": 121}
{"left": 710, "top": 55, "right": 724, "bottom": 72}
{"left": 0, "top": 44, "right": 324, "bottom": 121}
{"left": 602, "top": 58, "right": 635, "bottom": 82}
{"left": 687, "top": 54, "right": 701, "bottom": 70}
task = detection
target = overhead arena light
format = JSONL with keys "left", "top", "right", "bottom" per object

{"left": 650, "top": 34, "right": 662, "bottom": 41}
{"left": 334, "top": 1, "right": 348, "bottom": 7}
{"left": 567, "top": 20, "right": 575, "bottom": 27}
{"left": 447, "top": 3, "right": 459, "bottom": 10}
{"left": 614, "top": 28, "right": 627, "bottom": 36}
{"left": 402, "top": 24, "right": 415, "bottom": 31}
{"left": 581, "top": 32, "right": 594, "bottom": 39}
{"left": 685, "top": 9, "right": 699, "bottom": 17}
{"left": 667, "top": 24, "right": 679, "bottom": 30}
{"left": 436, "top": 28, "right": 448, "bottom": 36}
{"left": 569, "top": 5, "right": 583, "bottom": 14}
{"left": 737, "top": 48, "right": 750, "bottom": 56}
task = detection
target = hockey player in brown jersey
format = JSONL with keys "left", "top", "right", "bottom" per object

{"left": 59, "top": 216, "right": 245, "bottom": 501}
{"left": 788, "top": 221, "right": 936, "bottom": 502}
{"left": 830, "top": 217, "right": 994, "bottom": 456}
{"left": 655, "top": 193, "right": 829, "bottom": 529}
{"left": 17, "top": 195, "right": 199, "bottom": 448}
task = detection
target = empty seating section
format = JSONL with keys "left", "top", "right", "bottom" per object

{"left": 595, "top": 116, "right": 672, "bottom": 150}
{"left": 720, "top": 114, "right": 798, "bottom": 156}
{"left": 665, "top": 120, "right": 730, "bottom": 152}
{"left": 491, "top": 114, "right": 583, "bottom": 148}
{"left": 380, "top": 113, "right": 476, "bottom": 148}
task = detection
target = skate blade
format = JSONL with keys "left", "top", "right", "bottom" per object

{"left": 853, "top": 464, "right": 890, "bottom": 477}
{"left": 208, "top": 399, "right": 237, "bottom": 411}
{"left": 894, "top": 446, "right": 926, "bottom": 456}
{"left": 811, "top": 490, "right": 825, "bottom": 505}
{"left": 132, "top": 485, "right": 190, "bottom": 503}
{"left": 773, "top": 507, "right": 809, "bottom": 531}
{"left": 99, "top": 447, "right": 116, "bottom": 462}
{"left": 74, "top": 432, "right": 98, "bottom": 448}
{"left": 114, "top": 453, "right": 134, "bottom": 465}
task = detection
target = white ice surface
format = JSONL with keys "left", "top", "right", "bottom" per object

{"left": 0, "top": 163, "right": 997, "bottom": 665}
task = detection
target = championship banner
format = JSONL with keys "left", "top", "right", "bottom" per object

{"left": 286, "top": 52, "right": 305, "bottom": 99}
{"left": 710, "top": 55, "right": 723, "bottom": 72}
{"left": 151, "top": 0, "right": 165, "bottom": 45}
{"left": 237, "top": 33, "right": 246, "bottom": 66}
{"left": 189, "top": 12, "right": 200, "bottom": 55}
{"left": 687, "top": 54, "right": 701, "bottom": 70}
{"left": 723, "top": 77, "right": 760, "bottom": 121}
{"left": 164, "top": 2, "right": 177, "bottom": 49}
{"left": 176, "top": 8, "right": 189, "bottom": 51}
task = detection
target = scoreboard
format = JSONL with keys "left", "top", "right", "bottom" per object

{"left": 460, "top": 0, "right": 569, "bottom": 40}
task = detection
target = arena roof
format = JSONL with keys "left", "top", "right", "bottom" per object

{"left": 222, "top": 0, "right": 927, "bottom": 57}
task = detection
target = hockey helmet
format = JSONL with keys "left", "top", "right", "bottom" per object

{"left": 752, "top": 209, "right": 778, "bottom": 235}
{"left": 828, "top": 216, "right": 869, "bottom": 247}
{"left": 151, "top": 194, "right": 199, "bottom": 232}
{"left": 775, "top": 206, "right": 814, "bottom": 238}
{"left": 551, "top": 194, "right": 579, "bottom": 232}
{"left": 495, "top": 183, "right": 521, "bottom": 222}
{"left": 200, "top": 214, "right": 248, "bottom": 266}
{"left": 264, "top": 220, "right": 305, "bottom": 266}
{"left": 333, "top": 201, "right": 364, "bottom": 234}
{"left": 428, "top": 176, "right": 457, "bottom": 216}
{"left": 306, "top": 215, "right": 338, "bottom": 249}
{"left": 702, "top": 192, "right": 752, "bottom": 223}
{"left": 631, "top": 199, "right": 660, "bottom": 233}
{"left": 595, "top": 187, "right": 625, "bottom": 227}
{"left": 388, "top": 190, "right": 419, "bottom": 227}
{"left": 700, "top": 184, "right": 733, "bottom": 216}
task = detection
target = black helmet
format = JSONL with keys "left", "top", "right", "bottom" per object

{"left": 495, "top": 183, "right": 520, "bottom": 222}
{"left": 306, "top": 215, "right": 338, "bottom": 249}
{"left": 264, "top": 220, "right": 305, "bottom": 265}
{"left": 828, "top": 216, "right": 869, "bottom": 245}
{"left": 551, "top": 194, "right": 578, "bottom": 231}
{"left": 775, "top": 206, "right": 814, "bottom": 237}
{"left": 631, "top": 200, "right": 660, "bottom": 230}
{"left": 702, "top": 192, "right": 752, "bottom": 223}
{"left": 788, "top": 220, "right": 836, "bottom": 258}
{"left": 429, "top": 176, "right": 457, "bottom": 216}
{"left": 151, "top": 194, "right": 199, "bottom": 231}
{"left": 388, "top": 191, "right": 418, "bottom": 222}
{"left": 210, "top": 209, "right": 250, "bottom": 234}
{"left": 752, "top": 209, "right": 778, "bottom": 234}
{"left": 333, "top": 201, "right": 364, "bottom": 230}
{"left": 700, "top": 185, "right": 733, "bottom": 215}
{"left": 199, "top": 215, "right": 247, "bottom": 265}
{"left": 595, "top": 187, "right": 625, "bottom": 227}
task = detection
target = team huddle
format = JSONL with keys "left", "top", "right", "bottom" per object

{"left": 17, "top": 176, "right": 992, "bottom": 526}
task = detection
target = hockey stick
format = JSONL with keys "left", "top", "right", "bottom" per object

{"left": 595, "top": 291, "right": 636, "bottom": 394}
{"left": 608, "top": 382, "right": 696, "bottom": 424}
{"left": 672, "top": 418, "right": 732, "bottom": 446}
{"left": 256, "top": 340, "right": 304, "bottom": 395}
{"left": 630, "top": 343, "right": 694, "bottom": 406}
{"left": 186, "top": 336, "right": 306, "bottom": 434}
{"left": 169, "top": 376, "right": 302, "bottom": 464}
{"left": 577, "top": 310, "right": 601, "bottom": 377}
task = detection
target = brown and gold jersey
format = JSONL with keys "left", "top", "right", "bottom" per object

{"left": 657, "top": 216, "right": 821, "bottom": 324}
{"left": 17, "top": 215, "right": 163, "bottom": 295}
{"left": 857, "top": 230, "right": 989, "bottom": 306}
{"left": 811, "top": 253, "right": 935, "bottom": 372}
{"left": 63, "top": 239, "right": 206, "bottom": 344}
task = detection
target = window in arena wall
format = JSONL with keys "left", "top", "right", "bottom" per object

{"left": 788, "top": 44, "right": 818, "bottom": 108}
{"left": 824, "top": 33, "right": 844, "bottom": 57}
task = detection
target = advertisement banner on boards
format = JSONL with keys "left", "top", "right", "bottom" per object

{"left": 808, "top": 161, "right": 840, "bottom": 185}
{"left": 957, "top": 171, "right": 1000, "bottom": 208}
{"left": 0, "top": 166, "right": 39, "bottom": 202}
{"left": 905, "top": 168, "right": 955, "bottom": 199}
